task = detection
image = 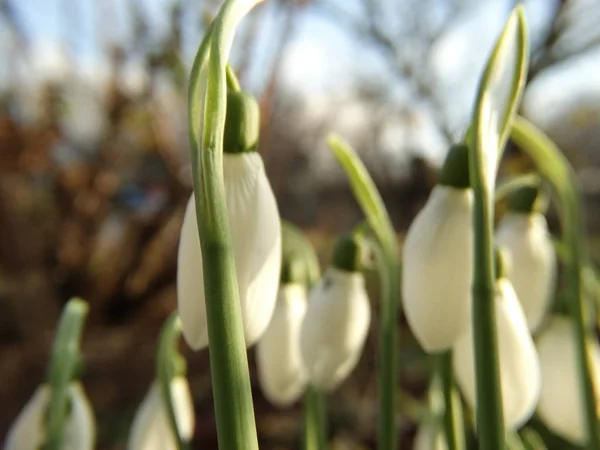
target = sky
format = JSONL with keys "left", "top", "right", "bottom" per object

{"left": 2, "top": 0, "right": 600, "bottom": 166}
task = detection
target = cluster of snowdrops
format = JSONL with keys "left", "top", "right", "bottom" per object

{"left": 5, "top": 2, "right": 600, "bottom": 450}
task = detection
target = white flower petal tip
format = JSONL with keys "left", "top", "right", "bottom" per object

{"left": 536, "top": 316, "right": 600, "bottom": 444}
{"left": 5, "top": 382, "right": 96, "bottom": 450}
{"left": 496, "top": 212, "right": 556, "bottom": 332}
{"left": 257, "top": 284, "right": 308, "bottom": 407}
{"left": 127, "top": 377, "right": 195, "bottom": 450}
{"left": 413, "top": 422, "right": 447, "bottom": 450}
{"left": 453, "top": 279, "right": 541, "bottom": 429}
{"left": 177, "top": 152, "right": 282, "bottom": 350}
{"left": 402, "top": 185, "right": 474, "bottom": 353}
{"left": 300, "top": 268, "right": 371, "bottom": 392}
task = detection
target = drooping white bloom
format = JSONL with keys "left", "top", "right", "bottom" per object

{"left": 536, "top": 316, "right": 600, "bottom": 444}
{"left": 5, "top": 382, "right": 95, "bottom": 450}
{"left": 402, "top": 185, "right": 473, "bottom": 352}
{"left": 256, "top": 284, "right": 308, "bottom": 407}
{"left": 300, "top": 267, "right": 371, "bottom": 392}
{"left": 128, "top": 376, "right": 195, "bottom": 450}
{"left": 413, "top": 421, "right": 447, "bottom": 450}
{"left": 496, "top": 212, "right": 556, "bottom": 332}
{"left": 177, "top": 152, "right": 282, "bottom": 350}
{"left": 453, "top": 278, "right": 541, "bottom": 429}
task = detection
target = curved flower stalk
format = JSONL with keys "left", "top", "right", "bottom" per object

{"left": 536, "top": 315, "right": 600, "bottom": 444}
{"left": 453, "top": 251, "right": 540, "bottom": 430}
{"left": 402, "top": 143, "right": 473, "bottom": 353}
{"left": 5, "top": 382, "right": 95, "bottom": 450}
{"left": 128, "top": 377, "right": 195, "bottom": 450}
{"left": 257, "top": 281, "right": 308, "bottom": 407}
{"left": 496, "top": 186, "right": 556, "bottom": 333}
{"left": 178, "top": 140, "right": 281, "bottom": 350}
{"left": 300, "top": 233, "right": 371, "bottom": 392}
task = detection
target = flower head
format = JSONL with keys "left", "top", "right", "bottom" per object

{"left": 536, "top": 315, "right": 600, "bottom": 444}
{"left": 300, "top": 234, "right": 371, "bottom": 391}
{"left": 402, "top": 144, "right": 473, "bottom": 353}
{"left": 496, "top": 187, "right": 556, "bottom": 332}
{"left": 453, "top": 253, "right": 540, "bottom": 429}
{"left": 5, "top": 382, "right": 95, "bottom": 450}
{"left": 177, "top": 91, "right": 281, "bottom": 350}
{"left": 128, "top": 376, "right": 195, "bottom": 450}
{"left": 257, "top": 283, "right": 308, "bottom": 407}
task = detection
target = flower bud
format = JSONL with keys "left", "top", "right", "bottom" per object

{"left": 300, "top": 246, "right": 371, "bottom": 391}
{"left": 177, "top": 151, "right": 282, "bottom": 350}
{"left": 5, "top": 382, "right": 95, "bottom": 450}
{"left": 496, "top": 187, "right": 556, "bottom": 332}
{"left": 536, "top": 315, "right": 600, "bottom": 444}
{"left": 453, "top": 278, "right": 541, "bottom": 429}
{"left": 127, "top": 376, "right": 195, "bottom": 450}
{"left": 256, "top": 283, "right": 308, "bottom": 407}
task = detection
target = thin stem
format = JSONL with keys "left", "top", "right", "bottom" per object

{"left": 438, "top": 351, "right": 464, "bottom": 450}
{"left": 191, "top": 1, "right": 262, "bottom": 449}
{"left": 327, "top": 135, "right": 399, "bottom": 450}
{"left": 226, "top": 64, "right": 241, "bottom": 92}
{"left": 42, "top": 298, "right": 89, "bottom": 450}
{"left": 156, "top": 313, "right": 189, "bottom": 450}
{"left": 511, "top": 117, "right": 600, "bottom": 449}
{"left": 494, "top": 173, "right": 540, "bottom": 203}
{"left": 302, "top": 386, "right": 327, "bottom": 450}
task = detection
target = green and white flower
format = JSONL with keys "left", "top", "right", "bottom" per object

{"left": 257, "top": 283, "right": 308, "bottom": 407}
{"left": 177, "top": 91, "right": 282, "bottom": 350}
{"left": 496, "top": 187, "right": 556, "bottom": 332}
{"left": 402, "top": 144, "right": 473, "bottom": 352}
{"left": 127, "top": 376, "right": 195, "bottom": 450}
{"left": 300, "top": 234, "right": 371, "bottom": 391}
{"left": 536, "top": 315, "right": 600, "bottom": 444}
{"left": 453, "top": 258, "right": 540, "bottom": 429}
{"left": 5, "top": 382, "right": 95, "bottom": 450}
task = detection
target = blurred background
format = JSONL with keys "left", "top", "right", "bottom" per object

{"left": 1, "top": 0, "right": 599, "bottom": 448}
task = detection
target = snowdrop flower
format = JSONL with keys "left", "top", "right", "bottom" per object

{"left": 300, "top": 234, "right": 371, "bottom": 391}
{"left": 257, "top": 279, "right": 308, "bottom": 407}
{"left": 536, "top": 315, "right": 600, "bottom": 444}
{"left": 402, "top": 144, "right": 473, "bottom": 352}
{"left": 128, "top": 376, "right": 195, "bottom": 450}
{"left": 496, "top": 186, "right": 556, "bottom": 332}
{"left": 5, "top": 382, "right": 95, "bottom": 450}
{"left": 413, "top": 421, "right": 447, "bottom": 450}
{"left": 453, "top": 251, "right": 540, "bottom": 429}
{"left": 177, "top": 91, "right": 281, "bottom": 350}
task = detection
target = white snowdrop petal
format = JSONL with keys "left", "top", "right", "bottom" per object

{"left": 128, "top": 377, "right": 195, "bottom": 450}
{"left": 453, "top": 279, "right": 541, "bottom": 429}
{"left": 536, "top": 316, "right": 600, "bottom": 444}
{"left": 5, "top": 385, "right": 50, "bottom": 450}
{"left": 496, "top": 212, "right": 556, "bottom": 332}
{"left": 177, "top": 152, "right": 282, "bottom": 350}
{"left": 300, "top": 268, "right": 371, "bottom": 392}
{"left": 63, "top": 382, "right": 96, "bottom": 450}
{"left": 5, "top": 383, "right": 96, "bottom": 450}
{"left": 413, "top": 421, "right": 447, "bottom": 450}
{"left": 257, "top": 284, "right": 308, "bottom": 407}
{"left": 402, "top": 186, "right": 473, "bottom": 352}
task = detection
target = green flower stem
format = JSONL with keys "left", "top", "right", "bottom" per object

{"left": 157, "top": 313, "right": 189, "bottom": 450}
{"left": 302, "top": 386, "right": 327, "bottom": 450}
{"left": 42, "top": 298, "right": 89, "bottom": 450}
{"left": 188, "top": 1, "right": 263, "bottom": 449}
{"left": 467, "top": 8, "right": 528, "bottom": 448}
{"left": 281, "top": 220, "right": 321, "bottom": 288}
{"left": 494, "top": 173, "right": 540, "bottom": 203}
{"left": 438, "top": 351, "right": 465, "bottom": 450}
{"left": 511, "top": 116, "right": 600, "bottom": 449}
{"left": 327, "top": 134, "right": 400, "bottom": 450}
